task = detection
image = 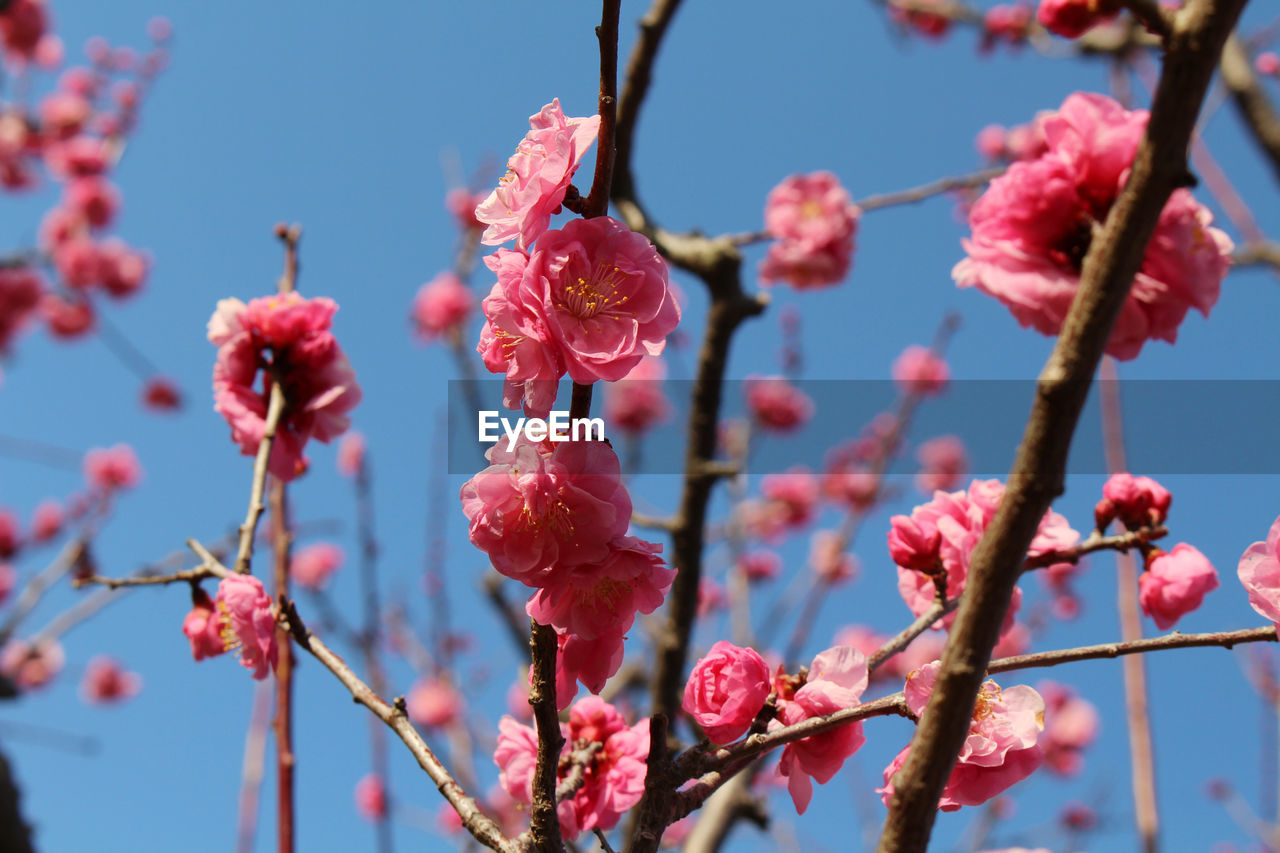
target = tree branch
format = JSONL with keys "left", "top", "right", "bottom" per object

{"left": 1220, "top": 33, "right": 1280, "bottom": 184}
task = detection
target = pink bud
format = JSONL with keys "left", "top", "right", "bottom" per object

{"left": 682, "top": 641, "right": 772, "bottom": 744}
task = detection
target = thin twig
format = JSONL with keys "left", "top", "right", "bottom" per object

{"left": 270, "top": 480, "right": 296, "bottom": 853}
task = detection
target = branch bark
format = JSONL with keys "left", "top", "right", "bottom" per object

{"left": 1221, "top": 33, "right": 1280, "bottom": 184}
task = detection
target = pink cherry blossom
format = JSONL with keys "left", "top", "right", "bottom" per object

{"left": 682, "top": 640, "right": 772, "bottom": 744}
{"left": 739, "top": 549, "right": 781, "bottom": 582}
{"left": 832, "top": 625, "right": 895, "bottom": 681}
{"left": 182, "top": 588, "right": 225, "bottom": 662}
{"left": 0, "top": 510, "right": 17, "bottom": 559}
{"left": 1257, "top": 52, "right": 1280, "bottom": 77}
{"left": 761, "top": 468, "right": 819, "bottom": 528}
{"left": 209, "top": 293, "right": 362, "bottom": 481}
{"left": 1037, "top": 0, "right": 1119, "bottom": 38}
{"left": 0, "top": 0, "right": 48, "bottom": 61}
{"left": 983, "top": 4, "right": 1031, "bottom": 48}
{"left": 557, "top": 627, "right": 627, "bottom": 708}
{"left": 80, "top": 655, "right": 142, "bottom": 704}
{"left": 0, "top": 639, "right": 62, "bottom": 690}
{"left": 1038, "top": 680, "right": 1099, "bottom": 776}
{"left": 30, "top": 500, "right": 62, "bottom": 543}
{"left": 744, "top": 375, "right": 813, "bottom": 432}
{"left": 1138, "top": 543, "right": 1218, "bottom": 629}
{"left": 216, "top": 575, "right": 278, "bottom": 679}
{"left": 604, "top": 355, "right": 671, "bottom": 433}
{"left": 0, "top": 266, "right": 43, "bottom": 351}
{"left": 445, "top": 187, "right": 486, "bottom": 232}
{"left": 98, "top": 239, "right": 149, "bottom": 298}
{"left": 976, "top": 125, "right": 1008, "bottom": 160}
{"left": 84, "top": 443, "right": 142, "bottom": 492}
{"left": 953, "top": 93, "right": 1232, "bottom": 361}
{"left": 336, "top": 431, "right": 365, "bottom": 477}
{"left": 354, "top": 774, "right": 387, "bottom": 821}
{"left": 53, "top": 238, "right": 103, "bottom": 289}
{"left": 412, "top": 271, "right": 473, "bottom": 341}
{"left": 890, "top": 0, "right": 952, "bottom": 38}
{"left": 476, "top": 99, "right": 601, "bottom": 251}
{"left": 45, "top": 135, "right": 107, "bottom": 178}
{"left": 916, "top": 435, "right": 968, "bottom": 493}
{"left": 39, "top": 91, "right": 90, "bottom": 138}
{"left": 760, "top": 172, "right": 860, "bottom": 290}
{"left": 892, "top": 345, "right": 950, "bottom": 396}
{"left": 772, "top": 646, "right": 869, "bottom": 814}
{"left": 461, "top": 436, "right": 630, "bottom": 585}
{"left": 406, "top": 676, "right": 465, "bottom": 729}
{"left": 880, "top": 663, "right": 1045, "bottom": 811}
{"left": 289, "top": 543, "right": 343, "bottom": 590}
{"left": 141, "top": 377, "right": 182, "bottom": 411}
{"left": 1239, "top": 515, "right": 1280, "bottom": 627}
{"left": 63, "top": 176, "right": 119, "bottom": 229}
{"left": 696, "top": 578, "right": 727, "bottom": 617}
{"left": 1098, "top": 471, "right": 1171, "bottom": 530}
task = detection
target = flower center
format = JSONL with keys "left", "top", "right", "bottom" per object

{"left": 217, "top": 600, "right": 241, "bottom": 653}
{"left": 560, "top": 260, "right": 631, "bottom": 319}
{"left": 1048, "top": 216, "right": 1095, "bottom": 272}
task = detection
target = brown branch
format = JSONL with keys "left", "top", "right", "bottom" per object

{"left": 1119, "top": 0, "right": 1175, "bottom": 39}
{"left": 73, "top": 563, "right": 228, "bottom": 589}
{"left": 988, "top": 626, "right": 1279, "bottom": 673}
{"left": 856, "top": 166, "right": 1007, "bottom": 214}
{"left": 233, "top": 380, "right": 287, "bottom": 575}
{"left": 556, "top": 742, "right": 603, "bottom": 802}
{"left": 1234, "top": 240, "right": 1280, "bottom": 269}
{"left": 875, "top": 2, "right": 1247, "bottom": 849}
{"left": 1220, "top": 34, "right": 1280, "bottom": 184}
{"left": 582, "top": 0, "right": 621, "bottom": 219}
{"left": 0, "top": 539, "right": 88, "bottom": 645}
{"left": 270, "top": 480, "right": 296, "bottom": 853}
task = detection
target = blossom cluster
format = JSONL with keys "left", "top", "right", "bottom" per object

{"left": 182, "top": 575, "right": 278, "bottom": 680}
{"left": 760, "top": 171, "right": 860, "bottom": 290}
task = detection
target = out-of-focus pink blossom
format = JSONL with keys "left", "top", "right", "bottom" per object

{"left": 476, "top": 99, "right": 600, "bottom": 252}
{"left": 1059, "top": 801, "right": 1098, "bottom": 830}
{"left": 761, "top": 468, "right": 819, "bottom": 528}
{"left": 412, "top": 272, "right": 473, "bottom": 341}
{"left": 63, "top": 176, "right": 119, "bottom": 229}
{"left": 182, "top": 588, "right": 224, "bottom": 661}
{"left": 445, "top": 187, "right": 486, "bottom": 232}
{"left": 39, "top": 91, "right": 91, "bottom": 139}
{"left": 889, "top": 0, "right": 953, "bottom": 39}
{"left": 0, "top": 639, "right": 62, "bottom": 690}
{"left": 745, "top": 375, "right": 813, "bottom": 432}
{"left": 697, "top": 578, "right": 727, "bottom": 618}
{"left": 604, "top": 355, "right": 671, "bottom": 433}
{"left": 682, "top": 641, "right": 772, "bottom": 744}
{"left": 832, "top": 625, "right": 893, "bottom": 680}
{"left": 147, "top": 16, "right": 173, "bottom": 42}
{"left": 141, "top": 377, "right": 182, "bottom": 412}
{"left": 53, "top": 237, "right": 103, "bottom": 289}
{"left": 810, "top": 529, "right": 858, "bottom": 585}
{"left": 1239, "top": 515, "right": 1280, "bottom": 628}
{"left": 30, "top": 500, "right": 62, "bottom": 542}
{"left": 1097, "top": 472, "right": 1171, "bottom": 530}
{"left": 506, "top": 679, "right": 533, "bottom": 723}
{"left": 954, "top": 93, "right": 1231, "bottom": 360}
{"left": 354, "top": 774, "right": 387, "bottom": 821}
{"left": 916, "top": 435, "right": 968, "bottom": 493}
{"left": 1037, "top": 0, "right": 1119, "bottom": 38}
{"left": 289, "top": 543, "right": 343, "bottom": 590}
{"left": 84, "top": 444, "right": 142, "bottom": 493}
{"left": 1138, "top": 543, "right": 1218, "bottom": 629}
{"left": 760, "top": 171, "right": 860, "bottom": 290}
{"left": 976, "top": 125, "right": 1008, "bottom": 161}
{"left": 216, "top": 575, "right": 278, "bottom": 680}
{"left": 98, "top": 239, "right": 148, "bottom": 298}
{"left": 45, "top": 135, "right": 108, "bottom": 178}
{"left": 0, "top": 510, "right": 17, "bottom": 559}
{"left": 406, "top": 676, "right": 465, "bottom": 729}
{"left": 43, "top": 293, "right": 94, "bottom": 338}
{"left": 336, "top": 431, "right": 365, "bottom": 477}
{"left": 39, "top": 206, "right": 83, "bottom": 249}
{"left": 880, "top": 663, "right": 1045, "bottom": 811}
{"left": 992, "top": 621, "right": 1031, "bottom": 657}
{"left": 1256, "top": 52, "right": 1280, "bottom": 77}
{"left": 983, "top": 4, "right": 1032, "bottom": 48}
{"left": 892, "top": 346, "right": 950, "bottom": 396}
{"left": 0, "top": 266, "right": 43, "bottom": 351}
{"left": 80, "top": 655, "right": 141, "bottom": 704}
{"left": 435, "top": 800, "right": 464, "bottom": 834}
{"left": 739, "top": 549, "right": 781, "bottom": 582}
{"left": 1038, "top": 680, "right": 1099, "bottom": 775}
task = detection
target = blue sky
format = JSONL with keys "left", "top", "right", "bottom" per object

{"left": 2, "top": 1, "right": 1280, "bottom": 851}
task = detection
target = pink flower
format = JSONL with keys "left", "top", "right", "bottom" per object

{"left": 739, "top": 549, "right": 781, "bottom": 582}
{"left": 604, "top": 355, "right": 671, "bottom": 433}
{"left": 217, "top": 575, "right": 278, "bottom": 679}
{"left": 39, "top": 91, "right": 90, "bottom": 138}
{"left": 97, "top": 239, "right": 149, "bottom": 298}
{"left": 79, "top": 655, "right": 142, "bottom": 704}
{"left": 411, "top": 272, "right": 473, "bottom": 341}
{"left": 354, "top": 774, "right": 387, "bottom": 821}
{"left": 810, "top": 529, "right": 858, "bottom": 585}
{"left": 0, "top": 639, "right": 62, "bottom": 691}
{"left": 916, "top": 436, "right": 968, "bottom": 493}
{"left": 53, "top": 238, "right": 104, "bottom": 289}
{"left": 45, "top": 135, "right": 109, "bottom": 179}
{"left": 772, "top": 646, "right": 869, "bottom": 814}
{"left": 336, "top": 431, "right": 365, "bottom": 477}
{"left": 1038, "top": 681, "right": 1099, "bottom": 776}
{"left": 888, "top": 514, "right": 943, "bottom": 572}
{"left": 761, "top": 468, "right": 819, "bottom": 528}
{"left": 1037, "top": 0, "right": 1119, "bottom": 38}
{"left": 696, "top": 578, "right": 727, "bottom": 617}
{"left": 0, "top": 266, "right": 42, "bottom": 351}
{"left": 1098, "top": 472, "right": 1171, "bottom": 530}
{"left": 445, "top": 187, "right": 486, "bottom": 231}
{"left": 63, "top": 176, "right": 119, "bottom": 230}
{"left": 760, "top": 172, "right": 860, "bottom": 290}
{"left": 1239, "top": 515, "right": 1280, "bottom": 627}
{"left": 890, "top": 0, "right": 952, "bottom": 38}
{"left": 182, "top": 588, "right": 225, "bottom": 661}
{"left": 527, "top": 535, "right": 673, "bottom": 639}
{"left": 0, "top": 510, "right": 17, "bottom": 559}
{"left": 209, "top": 293, "right": 362, "bottom": 481}
{"left": 0, "top": 0, "right": 48, "bottom": 61}
{"left": 880, "top": 663, "right": 1045, "bottom": 811}
{"left": 460, "top": 437, "right": 631, "bottom": 585}
{"left": 892, "top": 345, "right": 950, "bottom": 396}
{"left": 976, "top": 125, "right": 1008, "bottom": 161}
{"left": 406, "top": 676, "right": 464, "bottom": 729}
{"left": 1138, "top": 543, "right": 1218, "bottom": 629}
{"left": 1256, "top": 52, "right": 1280, "bottom": 77}
{"left": 141, "top": 377, "right": 182, "bottom": 412}
{"left": 289, "top": 543, "right": 343, "bottom": 590}
{"left": 476, "top": 99, "right": 601, "bottom": 251}
{"left": 682, "top": 641, "right": 772, "bottom": 744}
{"left": 84, "top": 443, "right": 142, "bottom": 492}
{"left": 983, "top": 5, "right": 1031, "bottom": 48}
{"left": 557, "top": 627, "right": 627, "bottom": 708}
{"left": 43, "top": 294, "right": 94, "bottom": 338}
{"left": 745, "top": 375, "right": 813, "bottom": 432}
{"left": 954, "top": 93, "right": 1231, "bottom": 360}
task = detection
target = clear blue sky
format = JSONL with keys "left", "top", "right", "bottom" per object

{"left": 2, "top": 2, "right": 1280, "bottom": 851}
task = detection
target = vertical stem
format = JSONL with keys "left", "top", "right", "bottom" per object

{"left": 1101, "top": 356, "right": 1160, "bottom": 853}
{"left": 236, "top": 680, "right": 273, "bottom": 853}
{"left": 270, "top": 479, "right": 296, "bottom": 853}
{"left": 583, "top": 0, "right": 622, "bottom": 219}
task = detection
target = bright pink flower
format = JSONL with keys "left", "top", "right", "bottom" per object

{"left": 182, "top": 588, "right": 225, "bottom": 661}
{"left": 336, "top": 431, "right": 365, "bottom": 477}
{"left": 557, "top": 627, "right": 627, "bottom": 708}
{"left": 916, "top": 435, "right": 968, "bottom": 493}
{"left": 810, "top": 529, "right": 858, "bottom": 585}
{"left": 823, "top": 457, "right": 882, "bottom": 510}
{"left": 745, "top": 375, "right": 813, "bottom": 431}
{"left": 209, "top": 293, "right": 362, "bottom": 481}
{"left": 1037, "top": 0, "right": 1119, "bottom": 38}
{"left": 892, "top": 345, "right": 950, "bottom": 396}
{"left": 604, "top": 355, "right": 670, "bottom": 433}
{"left": 983, "top": 4, "right": 1031, "bottom": 48}
{"left": 39, "top": 91, "right": 90, "bottom": 139}
{"left": 1138, "top": 543, "right": 1218, "bottom": 629}
{"left": 215, "top": 575, "right": 278, "bottom": 679}
{"left": 880, "top": 663, "right": 1045, "bottom": 811}
{"left": 1256, "top": 52, "right": 1280, "bottom": 77}
{"left": 29, "top": 500, "right": 62, "bottom": 542}
{"left": 412, "top": 272, "right": 473, "bottom": 341}
{"left": 39, "top": 206, "right": 84, "bottom": 249}
{"left": 954, "top": 93, "right": 1232, "bottom": 361}
{"left": 739, "top": 549, "right": 781, "bottom": 582}
{"left": 527, "top": 535, "right": 673, "bottom": 639}
{"left": 682, "top": 641, "right": 772, "bottom": 744}
{"left": 760, "top": 172, "right": 859, "bottom": 290}
{"left": 772, "top": 646, "right": 869, "bottom": 814}
{"left": 289, "top": 543, "right": 343, "bottom": 590}
{"left": 45, "top": 135, "right": 108, "bottom": 178}
{"left": 53, "top": 237, "right": 104, "bottom": 289}
{"left": 1239, "top": 515, "right": 1280, "bottom": 627}
{"left": 888, "top": 513, "right": 943, "bottom": 572}
{"left": 1098, "top": 472, "right": 1171, "bottom": 529}
{"left": 1038, "top": 680, "right": 1099, "bottom": 776}
{"left": 761, "top": 468, "right": 819, "bottom": 528}
{"left": 63, "top": 176, "right": 119, "bottom": 229}
{"left": 445, "top": 187, "right": 486, "bottom": 231}
{"left": 141, "top": 377, "right": 182, "bottom": 412}
{"left": 354, "top": 774, "right": 387, "bottom": 821}
{"left": 976, "top": 125, "right": 1008, "bottom": 161}
{"left": 495, "top": 696, "right": 648, "bottom": 839}
{"left": 460, "top": 436, "right": 630, "bottom": 585}
{"left": 0, "top": 639, "right": 62, "bottom": 690}
{"left": 79, "top": 655, "right": 141, "bottom": 704}
{"left": 406, "top": 676, "right": 465, "bottom": 729}
{"left": 476, "top": 99, "right": 601, "bottom": 251}
{"left": 0, "top": 266, "right": 43, "bottom": 351}
{"left": 84, "top": 443, "right": 142, "bottom": 493}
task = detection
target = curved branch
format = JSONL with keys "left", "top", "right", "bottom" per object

{"left": 1221, "top": 34, "right": 1280, "bottom": 184}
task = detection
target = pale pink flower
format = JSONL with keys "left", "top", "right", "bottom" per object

{"left": 916, "top": 436, "right": 968, "bottom": 493}
{"left": 476, "top": 99, "right": 601, "bottom": 251}
{"left": 460, "top": 436, "right": 630, "bottom": 585}
{"left": 354, "top": 774, "right": 387, "bottom": 821}
{"left": 761, "top": 468, "right": 820, "bottom": 528}
{"left": 810, "top": 529, "right": 857, "bottom": 585}
{"left": 39, "top": 206, "right": 83, "bottom": 249}
{"left": 739, "top": 549, "right": 781, "bottom": 582}
{"left": 0, "top": 639, "right": 62, "bottom": 690}
{"left": 406, "top": 676, "right": 465, "bottom": 729}
{"left": 506, "top": 678, "right": 533, "bottom": 722}
{"left": 84, "top": 443, "right": 142, "bottom": 492}
{"left": 1038, "top": 680, "right": 1099, "bottom": 776}
{"left": 892, "top": 345, "right": 950, "bottom": 396}
{"left": 1138, "top": 543, "right": 1218, "bottom": 629}
{"left": 604, "top": 355, "right": 670, "bottom": 433}
{"left": 1239, "top": 514, "right": 1280, "bottom": 627}
{"left": 745, "top": 375, "right": 813, "bottom": 431}
{"left": 976, "top": 125, "right": 1007, "bottom": 161}
{"left": 992, "top": 621, "right": 1031, "bottom": 658}
{"left": 890, "top": 632, "right": 948, "bottom": 678}
{"left": 682, "top": 641, "right": 772, "bottom": 744}
{"left": 336, "top": 431, "right": 365, "bottom": 477}
{"left": 147, "top": 16, "right": 173, "bottom": 42}
{"left": 1037, "top": 0, "right": 1118, "bottom": 38}
{"left": 289, "top": 543, "right": 343, "bottom": 590}
{"left": 954, "top": 93, "right": 1231, "bottom": 360}
{"left": 879, "top": 662, "right": 1045, "bottom": 811}
{"left": 772, "top": 646, "right": 869, "bottom": 814}
{"left": 1257, "top": 52, "right": 1280, "bottom": 77}
{"left": 1098, "top": 471, "right": 1171, "bottom": 530}
{"left": 209, "top": 293, "right": 362, "bottom": 481}
{"left": 411, "top": 272, "right": 473, "bottom": 341}
{"left": 79, "top": 655, "right": 142, "bottom": 704}
{"left": 215, "top": 575, "right": 278, "bottom": 680}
